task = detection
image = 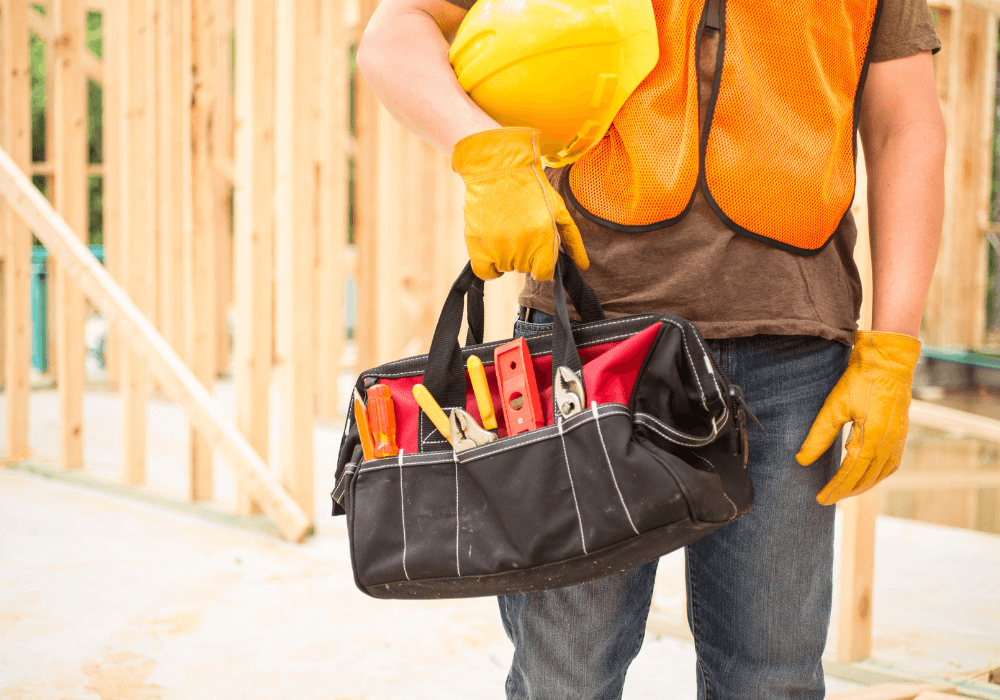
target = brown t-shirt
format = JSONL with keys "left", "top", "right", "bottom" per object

{"left": 445, "top": 0, "right": 941, "bottom": 344}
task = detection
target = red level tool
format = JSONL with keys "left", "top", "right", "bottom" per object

{"left": 494, "top": 337, "right": 544, "bottom": 436}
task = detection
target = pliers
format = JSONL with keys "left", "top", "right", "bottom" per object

{"left": 449, "top": 408, "right": 498, "bottom": 452}
{"left": 554, "top": 366, "right": 586, "bottom": 419}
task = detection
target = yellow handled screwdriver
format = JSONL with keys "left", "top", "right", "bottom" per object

{"left": 412, "top": 384, "right": 453, "bottom": 446}
{"left": 467, "top": 356, "right": 498, "bottom": 435}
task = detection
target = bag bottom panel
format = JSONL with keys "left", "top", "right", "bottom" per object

{"left": 359, "top": 512, "right": 728, "bottom": 600}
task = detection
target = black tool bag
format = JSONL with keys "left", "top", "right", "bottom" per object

{"left": 332, "top": 254, "right": 756, "bottom": 599}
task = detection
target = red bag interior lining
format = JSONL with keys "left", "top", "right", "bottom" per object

{"left": 378, "top": 323, "right": 661, "bottom": 454}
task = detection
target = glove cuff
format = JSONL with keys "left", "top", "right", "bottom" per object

{"left": 852, "top": 330, "right": 922, "bottom": 380}
{"left": 451, "top": 127, "right": 543, "bottom": 178}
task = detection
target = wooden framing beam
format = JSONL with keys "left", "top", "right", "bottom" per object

{"left": 883, "top": 469, "right": 1000, "bottom": 489}
{"left": 354, "top": 0, "right": 378, "bottom": 373}
{"left": 53, "top": 0, "right": 88, "bottom": 471}
{"left": 274, "top": 0, "right": 319, "bottom": 514}
{"left": 27, "top": 8, "right": 103, "bottom": 85}
{"left": 189, "top": 0, "right": 219, "bottom": 501}
{"left": 910, "top": 398, "right": 1000, "bottom": 442}
{"left": 924, "top": 3, "right": 997, "bottom": 345}
{"left": 2, "top": 0, "right": 33, "bottom": 462}
{"left": 214, "top": 0, "right": 233, "bottom": 378}
{"left": 837, "top": 487, "right": 879, "bottom": 663}
{"left": 233, "top": 0, "right": 275, "bottom": 515}
{"left": 156, "top": 0, "right": 188, "bottom": 356}
{"left": 102, "top": 0, "right": 121, "bottom": 390}
{"left": 120, "top": 0, "right": 154, "bottom": 485}
{"left": 315, "top": 0, "right": 348, "bottom": 421}
{"left": 31, "top": 162, "right": 102, "bottom": 177}
{"left": 0, "top": 145, "right": 311, "bottom": 542}
{"left": 968, "top": 0, "right": 1000, "bottom": 18}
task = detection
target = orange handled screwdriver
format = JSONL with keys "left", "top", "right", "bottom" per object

{"left": 352, "top": 389, "right": 376, "bottom": 462}
{"left": 467, "top": 355, "right": 497, "bottom": 433}
{"left": 366, "top": 384, "right": 399, "bottom": 458}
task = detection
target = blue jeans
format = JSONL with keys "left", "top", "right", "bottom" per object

{"left": 500, "top": 312, "right": 850, "bottom": 699}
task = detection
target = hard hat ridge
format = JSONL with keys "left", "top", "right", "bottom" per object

{"left": 450, "top": 0, "right": 658, "bottom": 167}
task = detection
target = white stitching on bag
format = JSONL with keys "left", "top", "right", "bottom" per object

{"left": 353, "top": 404, "right": 632, "bottom": 475}
{"left": 558, "top": 418, "right": 588, "bottom": 555}
{"left": 592, "top": 402, "right": 640, "bottom": 536}
{"left": 358, "top": 317, "right": 660, "bottom": 379}
{"left": 453, "top": 450, "right": 461, "bottom": 578}
{"left": 398, "top": 450, "right": 410, "bottom": 581}
{"left": 633, "top": 409, "right": 728, "bottom": 448}
{"left": 659, "top": 319, "right": 708, "bottom": 409}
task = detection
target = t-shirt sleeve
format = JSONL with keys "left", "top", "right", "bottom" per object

{"left": 868, "top": 0, "right": 942, "bottom": 62}
{"left": 443, "top": 0, "right": 476, "bottom": 10}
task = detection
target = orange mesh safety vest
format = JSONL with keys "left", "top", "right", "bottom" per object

{"left": 566, "top": 0, "right": 882, "bottom": 254}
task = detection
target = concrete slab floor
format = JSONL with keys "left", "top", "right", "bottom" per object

{"left": 1, "top": 382, "right": 997, "bottom": 697}
{"left": 0, "top": 470, "right": 869, "bottom": 699}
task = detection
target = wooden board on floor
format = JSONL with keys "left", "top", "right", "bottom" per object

{"left": 826, "top": 683, "right": 956, "bottom": 700}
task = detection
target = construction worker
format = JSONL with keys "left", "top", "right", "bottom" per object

{"left": 357, "top": 0, "right": 944, "bottom": 696}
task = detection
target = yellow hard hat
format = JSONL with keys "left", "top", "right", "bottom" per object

{"left": 449, "top": 0, "right": 658, "bottom": 168}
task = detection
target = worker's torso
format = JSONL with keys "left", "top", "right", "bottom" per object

{"left": 566, "top": 0, "right": 882, "bottom": 255}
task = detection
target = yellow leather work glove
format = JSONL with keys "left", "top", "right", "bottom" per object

{"left": 451, "top": 127, "right": 590, "bottom": 281}
{"left": 795, "top": 330, "right": 922, "bottom": 506}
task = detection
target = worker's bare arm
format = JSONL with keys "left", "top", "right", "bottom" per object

{"left": 357, "top": 0, "right": 501, "bottom": 154}
{"left": 859, "top": 51, "right": 946, "bottom": 337}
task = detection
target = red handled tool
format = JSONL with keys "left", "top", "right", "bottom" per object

{"left": 366, "top": 384, "right": 399, "bottom": 458}
{"left": 494, "top": 337, "right": 544, "bottom": 436}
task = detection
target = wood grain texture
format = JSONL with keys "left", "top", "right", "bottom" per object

{"left": 214, "top": 0, "right": 234, "bottom": 378}
{"left": 315, "top": 0, "right": 347, "bottom": 420}
{"left": 120, "top": 0, "right": 154, "bottom": 486}
{"left": 190, "top": 0, "right": 219, "bottom": 501}
{"left": 837, "top": 487, "right": 880, "bottom": 663}
{"left": 232, "top": 0, "right": 275, "bottom": 515}
{"left": 273, "top": 0, "right": 319, "bottom": 515}
{"left": 826, "top": 683, "right": 956, "bottom": 700}
{"left": 156, "top": 0, "right": 190, "bottom": 358}
{"left": 353, "top": 0, "right": 378, "bottom": 373}
{"left": 53, "top": 0, "right": 88, "bottom": 471}
{"left": 102, "top": 0, "right": 122, "bottom": 390}
{"left": 925, "top": 4, "right": 996, "bottom": 345}
{"left": 2, "top": 0, "right": 32, "bottom": 460}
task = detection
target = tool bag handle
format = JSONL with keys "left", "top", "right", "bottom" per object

{"left": 422, "top": 253, "right": 605, "bottom": 417}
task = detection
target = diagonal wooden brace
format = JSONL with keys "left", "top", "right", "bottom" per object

{"left": 0, "top": 146, "right": 311, "bottom": 543}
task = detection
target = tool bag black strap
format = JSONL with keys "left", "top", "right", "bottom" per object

{"left": 332, "top": 254, "right": 754, "bottom": 599}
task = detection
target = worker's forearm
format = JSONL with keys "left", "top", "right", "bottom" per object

{"left": 865, "top": 124, "right": 945, "bottom": 338}
{"left": 356, "top": 7, "right": 500, "bottom": 154}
